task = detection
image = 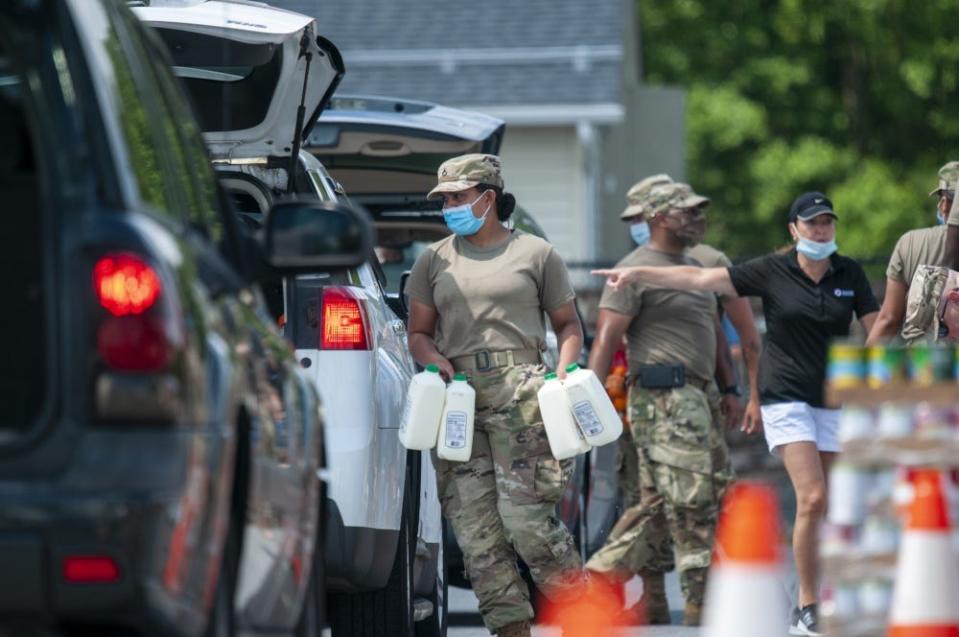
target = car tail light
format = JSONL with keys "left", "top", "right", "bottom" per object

{"left": 63, "top": 556, "right": 120, "bottom": 583}
{"left": 320, "top": 286, "right": 371, "bottom": 350}
{"left": 94, "top": 254, "right": 161, "bottom": 316}
{"left": 93, "top": 253, "right": 174, "bottom": 372}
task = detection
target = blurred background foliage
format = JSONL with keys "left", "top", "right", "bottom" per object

{"left": 639, "top": 0, "right": 959, "bottom": 259}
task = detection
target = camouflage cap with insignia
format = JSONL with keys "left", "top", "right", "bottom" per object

{"left": 645, "top": 182, "right": 710, "bottom": 218}
{"left": 621, "top": 174, "right": 673, "bottom": 219}
{"left": 930, "top": 161, "right": 959, "bottom": 196}
{"left": 427, "top": 153, "right": 504, "bottom": 200}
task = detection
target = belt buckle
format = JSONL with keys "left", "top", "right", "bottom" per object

{"left": 474, "top": 350, "right": 492, "bottom": 372}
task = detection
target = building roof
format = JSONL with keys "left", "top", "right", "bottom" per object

{"left": 272, "top": 0, "right": 625, "bottom": 113}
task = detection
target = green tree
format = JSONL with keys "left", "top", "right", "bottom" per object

{"left": 639, "top": 0, "right": 959, "bottom": 259}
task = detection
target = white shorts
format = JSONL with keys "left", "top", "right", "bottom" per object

{"left": 760, "top": 402, "right": 841, "bottom": 453}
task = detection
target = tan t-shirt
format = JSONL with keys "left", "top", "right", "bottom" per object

{"left": 406, "top": 231, "right": 576, "bottom": 360}
{"left": 887, "top": 225, "right": 947, "bottom": 285}
{"left": 600, "top": 246, "right": 717, "bottom": 382}
{"left": 687, "top": 243, "right": 734, "bottom": 304}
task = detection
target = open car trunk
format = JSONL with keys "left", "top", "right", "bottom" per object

{"left": 309, "top": 96, "right": 506, "bottom": 301}
{"left": 134, "top": 0, "right": 343, "bottom": 160}
{"left": 309, "top": 95, "right": 504, "bottom": 209}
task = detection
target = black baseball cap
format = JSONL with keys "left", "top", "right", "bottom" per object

{"left": 789, "top": 191, "right": 838, "bottom": 223}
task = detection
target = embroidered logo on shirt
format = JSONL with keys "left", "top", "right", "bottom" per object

{"left": 834, "top": 288, "right": 855, "bottom": 298}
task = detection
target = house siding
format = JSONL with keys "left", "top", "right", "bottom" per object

{"left": 498, "top": 126, "right": 585, "bottom": 266}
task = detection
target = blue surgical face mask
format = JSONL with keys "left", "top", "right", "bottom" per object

{"left": 443, "top": 192, "right": 491, "bottom": 236}
{"left": 630, "top": 221, "right": 651, "bottom": 246}
{"left": 796, "top": 236, "right": 838, "bottom": 261}
{"left": 938, "top": 209, "right": 946, "bottom": 225}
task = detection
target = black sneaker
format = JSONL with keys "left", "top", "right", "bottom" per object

{"left": 789, "top": 604, "right": 822, "bottom": 636}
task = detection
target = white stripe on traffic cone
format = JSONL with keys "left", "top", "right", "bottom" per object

{"left": 702, "top": 482, "right": 787, "bottom": 637}
{"left": 888, "top": 469, "right": 959, "bottom": 637}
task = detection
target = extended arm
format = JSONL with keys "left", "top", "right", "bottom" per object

{"left": 592, "top": 265, "right": 738, "bottom": 297}
{"left": 859, "top": 311, "right": 879, "bottom": 335}
{"left": 722, "top": 296, "right": 762, "bottom": 434}
{"left": 865, "top": 278, "right": 908, "bottom": 346}
{"left": 713, "top": 313, "right": 743, "bottom": 430}
{"left": 547, "top": 301, "right": 585, "bottom": 379}
{"left": 587, "top": 309, "right": 633, "bottom": 385}
{"left": 407, "top": 299, "right": 455, "bottom": 380}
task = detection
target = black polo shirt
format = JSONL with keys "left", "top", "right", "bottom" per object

{"left": 727, "top": 250, "right": 879, "bottom": 407}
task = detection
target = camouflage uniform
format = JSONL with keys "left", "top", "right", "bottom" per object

{"left": 434, "top": 363, "right": 585, "bottom": 634}
{"left": 610, "top": 377, "right": 729, "bottom": 580}
{"left": 587, "top": 381, "right": 731, "bottom": 597}
{"left": 587, "top": 182, "right": 732, "bottom": 610}
{"left": 902, "top": 265, "right": 951, "bottom": 343}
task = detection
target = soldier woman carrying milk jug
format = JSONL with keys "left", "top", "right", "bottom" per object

{"left": 406, "top": 154, "right": 586, "bottom": 637}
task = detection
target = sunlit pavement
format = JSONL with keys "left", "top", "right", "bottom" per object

{"left": 447, "top": 548, "right": 799, "bottom": 636}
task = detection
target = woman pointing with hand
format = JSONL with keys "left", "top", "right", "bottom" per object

{"left": 594, "top": 191, "right": 878, "bottom": 637}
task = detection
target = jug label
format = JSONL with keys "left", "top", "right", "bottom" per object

{"left": 572, "top": 401, "right": 604, "bottom": 437}
{"left": 444, "top": 412, "right": 468, "bottom": 449}
{"left": 399, "top": 400, "right": 411, "bottom": 433}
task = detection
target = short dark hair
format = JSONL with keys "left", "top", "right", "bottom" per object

{"left": 477, "top": 184, "right": 516, "bottom": 222}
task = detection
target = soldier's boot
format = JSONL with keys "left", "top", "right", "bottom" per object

{"left": 682, "top": 567, "right": 708, "bottom": 627}
{"left": 497, "top": 620, "right": 531, "bottom": 637}
{"left": 615, "top": 572, "right": 671, "bottom": 625}
{"left": 642, "top": 572, "right": 672, "bottom": 624}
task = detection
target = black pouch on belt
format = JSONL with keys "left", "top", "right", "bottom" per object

{"left": 636, "top": 363, "right": 686, "bottom": 389}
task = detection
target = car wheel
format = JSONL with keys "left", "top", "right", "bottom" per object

{"left": 415, "top": 534, "right": 447, "bottom": 637}
{"left": 329, "top": 478, "right": 416, "bottom": 636}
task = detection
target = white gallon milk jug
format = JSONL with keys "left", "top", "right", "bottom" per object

{"left": 399, "top": 364, "right": 447, "bottom": 450}
{"left": 437, "top": 374, "right": 476, "bottom": 462}
{"left": 563, "top": 363, "right": 623, "bottom": 447}
{"left": 537, "top": 372, "right": 591, "bottom": 460}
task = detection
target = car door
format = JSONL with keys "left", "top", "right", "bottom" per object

{"left": 135, "top": 23, "right": 319, "bottom": 629}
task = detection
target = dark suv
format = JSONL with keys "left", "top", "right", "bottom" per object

{"left": 0, "top": 1, "right": 371, "bottom": 635}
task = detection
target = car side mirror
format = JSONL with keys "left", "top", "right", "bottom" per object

{"left": 264, "top": 200, "right": 374, "bottom": 272}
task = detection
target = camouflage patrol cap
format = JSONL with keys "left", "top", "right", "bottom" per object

{"left": 930, "top": 161, "right": 959, "bottom": 196}
{"left": 427, "top": 153, "right": 504, "bottom": 200}
{"left": 645, "top": 182, "right": 710, "bottom": 218}
{"left": 621, "top": 174, "right": 674, "bottom": 219}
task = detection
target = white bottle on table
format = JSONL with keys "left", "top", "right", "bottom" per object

{"left": 437, "top": 374, "right": 475, "bottom": 462}
{"left": 563, "top": 363, "right": 623, "bottom": 447}
{"left": 398, "top": 364, "right": 446, "bottom": 450}
{"left": 537, "top": 372, "right": 591, "bottom": 459}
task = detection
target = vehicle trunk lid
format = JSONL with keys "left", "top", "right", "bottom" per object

{"left": 133, "top": 0, "right": 343, "bottom": 160}
{"left": 308, "top": 95, "right": 504, "bottom": 206}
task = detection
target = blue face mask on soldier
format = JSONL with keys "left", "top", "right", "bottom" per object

{"left": 796, "top": 236, "right": 838, "bottom": 261}
{"left": 443, "top": 192, "right": 491, "bottom": 236}
{"left": 938, "top": 210, "right": 946, "bottom": 225}
{"left": 630, "top": 221, "right": 651, "bottom": 246}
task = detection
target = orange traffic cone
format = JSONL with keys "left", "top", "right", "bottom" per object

{"left": 888, "top": 469, "right": 959, "bottom": 637}
{"left": 702, "top": 481, "right": 786, "bottom": 637}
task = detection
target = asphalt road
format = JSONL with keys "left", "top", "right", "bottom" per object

{"left": 447, "top": 553, "right": 799, "bottom": 637}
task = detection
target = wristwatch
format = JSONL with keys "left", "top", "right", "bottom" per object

{"left": 721, "top": 384, "right": 742, "bottom": 397}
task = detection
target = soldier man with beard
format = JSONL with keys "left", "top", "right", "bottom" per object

{"left": 585, "top": 183, "right": 737, "bottom": 626}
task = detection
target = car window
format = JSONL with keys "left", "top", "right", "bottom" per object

{"left": 139, "top": 29, "right": 224, "bottom": 241}
{"left": 97, "top": 2, "right": 184, "bottom": 222}
{"left": 376, "top": 240, "right": 431, "bottom": 295}
{"left": 307, "top": 168, "right": 333, "bottom": 202}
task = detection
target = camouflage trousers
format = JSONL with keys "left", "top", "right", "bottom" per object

{"left": 434, "top": 363, "right": 585, "bottom": 634}
{"left": 588, "top": 380, "right": 731, "bottom": 602}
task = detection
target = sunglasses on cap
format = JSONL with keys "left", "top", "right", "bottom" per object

{"left": 939, "top": 190, "right": 956, "bottom": 200}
